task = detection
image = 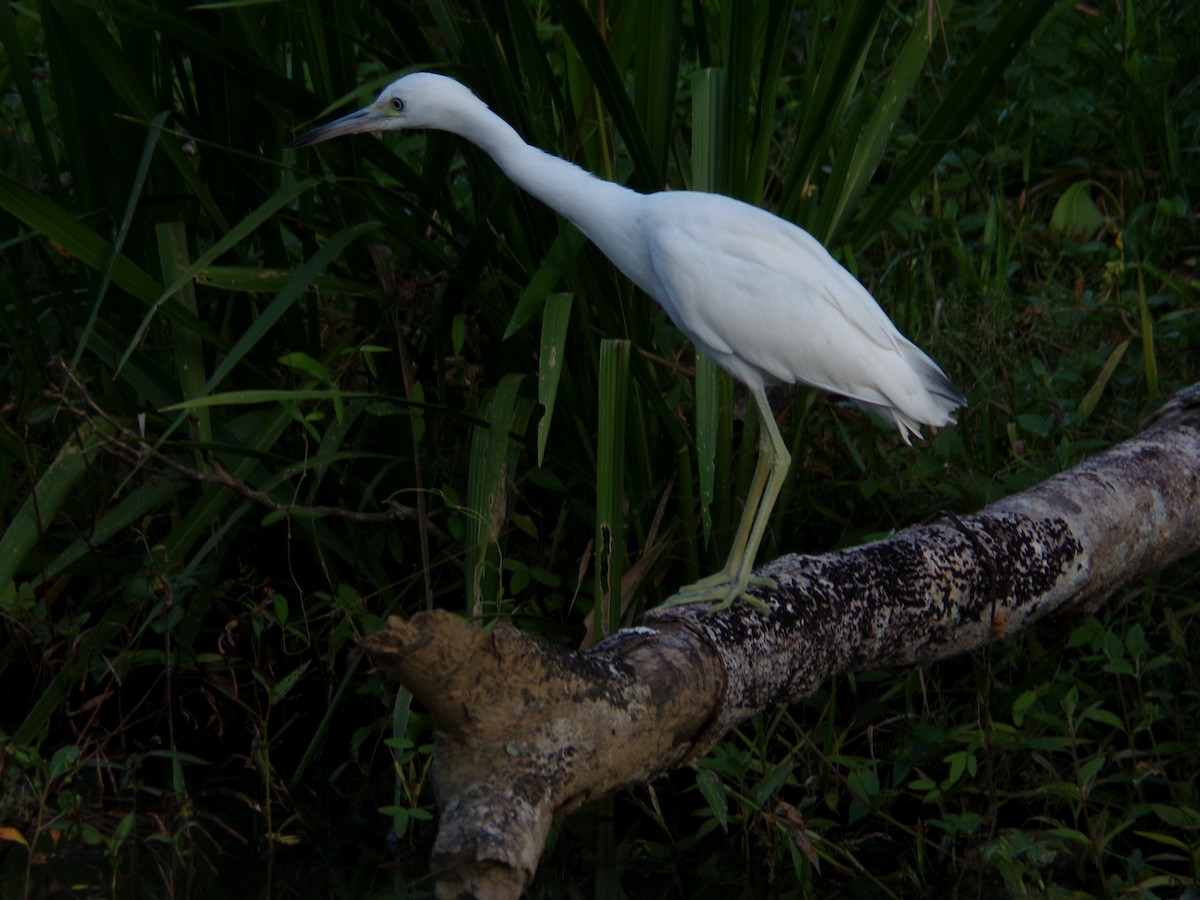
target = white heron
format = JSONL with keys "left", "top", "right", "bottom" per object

{"left": 287, "top": 73, "right": 965, "bottom": 612}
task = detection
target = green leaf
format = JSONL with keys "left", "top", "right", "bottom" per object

{"left": 1012, "top": 689, "right": 1039, "bottom": 727}
{"left": 279, "top": 351, "right": 333, "bottom": 383}
{"left": 1077, "top": 340, "right": 1129, "bottom": 421}
{"left": 1134, "top": 831, "right": 1193, "bottom": 853}
{"left": 1136, "top": 268, "right": 1159, "bottom": 400}
{"left": 1077, "top": 754, "right": 1105, "bottom": 789}
{"left": 695, "top": 769, "right": 729, "bottom": 832}
{"left": 268, "top": 660, "right": 312, "bottom": 706}
{"left": 1050, "top": 180, "right": 1108, "bottom": 239}
{"left": 157, "top": 221, "right": 213, "bottom": 447}
{"left": 502, "top": 229, "right": 587, "bottom": 340}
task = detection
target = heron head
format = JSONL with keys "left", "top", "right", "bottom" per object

{"left": 285, "top": 73, "right": 487, "bottom": 149}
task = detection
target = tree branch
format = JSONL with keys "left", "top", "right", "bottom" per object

{"left": 364, "top": 383, "right": 1200, "bottom": 900}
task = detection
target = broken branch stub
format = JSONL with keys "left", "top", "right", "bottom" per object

{"left": 364, "top": 383, "right": 1200, "bottom": 900}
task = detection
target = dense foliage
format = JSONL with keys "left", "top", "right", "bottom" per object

{"left": 1, "top": 0, "right": 1197, "bottom": 896}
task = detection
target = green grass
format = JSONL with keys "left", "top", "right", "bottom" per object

{"left": 1, "top": 0, "right": 1198, "bottom": 896}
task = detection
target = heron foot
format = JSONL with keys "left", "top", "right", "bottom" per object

{"left": 657, "top": 572, "right": 776, "bottom": 614}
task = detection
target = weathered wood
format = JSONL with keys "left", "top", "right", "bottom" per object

{"left": 364, "top": 383, "right": 1200, "bottom": 900}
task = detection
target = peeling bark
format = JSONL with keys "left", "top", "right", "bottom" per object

{"left": 364, "top": 384, "right": 1200, "bottom": 900}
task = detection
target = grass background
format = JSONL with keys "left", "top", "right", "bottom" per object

{"left": 1, "top": 0, "right": 1198, "bottom": 896}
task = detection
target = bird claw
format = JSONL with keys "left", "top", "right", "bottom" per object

{"left": 657, "top": 573, "right": 776, "bottom": 614}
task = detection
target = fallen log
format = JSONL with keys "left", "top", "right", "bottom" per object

{"left": 364, "top": 383, "right": 1200, "bottom": 900}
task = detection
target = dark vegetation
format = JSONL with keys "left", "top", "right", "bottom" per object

{"left": 1, "top": 0, "right": 1197, "bottom": 897}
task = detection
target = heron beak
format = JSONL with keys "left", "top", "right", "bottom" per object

{"left": 285, "top": 106, "right": 381, "bottom": 149}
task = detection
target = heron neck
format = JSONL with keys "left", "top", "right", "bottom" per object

{"left": 450, "top": 109, "right": 647, "bottom": 273}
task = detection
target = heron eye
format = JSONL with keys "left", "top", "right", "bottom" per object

{"left": 391, "top": 97, "right": 405, "bottom": 112}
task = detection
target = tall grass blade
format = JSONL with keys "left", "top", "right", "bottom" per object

{"left": 595, "top": 339, "right": 630, "bottom": 639}
{"left": 1078, "top": 340, "right": 1129, "bottom": 421}
{"left": 537, "top": 293, "right": 573, "bottom": 467}
{"left": 631, "top": 1, "right": 681, "bottom": 177}
{"left": 503, "top": 230, "right": 587, "bottom": 340}
{"left": 691, "top": 70, "right": 733, "bottom": 551}
{"left": 1136, "top": 268, "right": 1159, "bottom": 399}
{"left": 746, "top": 0, "right": 799, "bottom": 199}
{"left": 780, "top": 0, "right": 881, "bottom": 222}
{"left": 551, "top": 0, "right": 662, "bottom": 189}
{"left": 156, "top": 222, "right": 212, "bottom": 448}
{"left": 466, "top": 374, "right": 529, "bottom": 616}
{"left": 816, "top": 10, "right": 938, "bottom": 243}
{"left": 71, "top": 110, "right": 167, "bottom": 369}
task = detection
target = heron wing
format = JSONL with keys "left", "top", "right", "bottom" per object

{"left": 644, "top": 194, "right": 910, "bottom": 405}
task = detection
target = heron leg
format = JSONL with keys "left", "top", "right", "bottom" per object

{"left": 659, "top": 387, "right": 791, "bottom": 613}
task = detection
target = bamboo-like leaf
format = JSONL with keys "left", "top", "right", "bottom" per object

{"left": 631, "top": 1, "right": 681, "bottom": 177}
{"left": 194, "top": 266, "right": 371, "bottom": 296}
{"left": 691, "top": 69, "right": 728, "bottom": 193}
{"left": 721, "top": 0, "right": 757, "bottom": 198}
{"left": 16, "top": 481, "right": 181, "bottom": 594}
{"left": 197, "top": 223, "right": 380, "bottom": 400}
{"left": 780, "top": 0, "right": 882, "bottom": 222}
{"left": 745, "top": 0, "right": 799, "bottom": 199}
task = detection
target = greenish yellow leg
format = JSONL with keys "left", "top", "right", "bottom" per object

{"left": 659, "top": 387, "right": 792, "bottom": 613}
